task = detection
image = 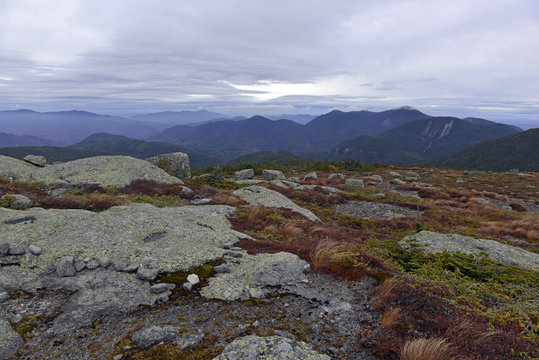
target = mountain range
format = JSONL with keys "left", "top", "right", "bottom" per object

{"left": 0, "top": 106, "right": 533, "bottom": 171}
{"left": 330, "top": 116, "right": 521, "bottom": 165}
{"left": 150, "top": 107, "right": 432, "bottom": 155}
{"left": 434, "top": 128, "right": 539, "bottom": 172}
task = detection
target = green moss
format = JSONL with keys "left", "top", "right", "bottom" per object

{"left": 127, "top": 194, "right": 187, "bottom": 207}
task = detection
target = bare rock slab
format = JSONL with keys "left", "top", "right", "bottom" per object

{"left": 401, "top": 230, "right": 539, "bottom": 270}
{"left": 132, "top": 325, "right": 178, "bottom": 349}
{"left": 201, "top": 252, "right": 309, "bottom": 301}
{"left": 0, "top": 316, "right": 23, "bottom": 360}
{"left": 232, "top": 186, "right": 320, "bottom": 222}
{"left": 213, "top": 335, "right": 330, "bottom": 360}
{"left": 0, "top": 155, "right": 182, "bottom": 188}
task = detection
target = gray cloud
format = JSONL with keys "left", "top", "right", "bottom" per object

{"left": 0, "top": 0, "right": 538, "bottom": 125}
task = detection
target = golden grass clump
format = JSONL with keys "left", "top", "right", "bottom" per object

{"left": 310, "top": 240, "right": 361, "bottom": 270}
{"left": 381, "top": 307, "right": 400, "bottom": 328}
{"left": 281, "top": 222, "right": 304, "bottom": 238}
{"left": 401, "top": 338, "right": 454, "bottom": 360}
{"left": 246, "top": 206, "right": 264, "bottom": 227}
{"left": 445, "top": 318, "right": 498, "bottom": 347}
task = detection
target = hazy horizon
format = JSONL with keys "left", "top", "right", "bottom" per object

{"left": 1, "top": 1, "right": 538, "bottom": 127}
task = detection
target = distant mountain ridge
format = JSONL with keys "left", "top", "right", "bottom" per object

{"left": 151, "top": 107, "right": 432, "bottom": 155}
{"left": 68, "top": 133, "right": 224, "bottom": 167}
{"left": 0, "top": 132, "right": 63, "bottom": 147}
{"left": 330, "top": 117, "right": 521, "bottom": 164}
{"left": 0, "top": 109, "right": 166, "bottom": 144}
{"left": 434, "top": 128, "right": 539, "bottom": 172}
{"left": 130, "top": 110, "right": 225, "bottom": 125}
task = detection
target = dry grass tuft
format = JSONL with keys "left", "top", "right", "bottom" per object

{"left": 401, "top": 338, "right": 454, "bottom": 360}
{"left": 246, "top": 206, "right": 265, "bottom": 227}
{"left": 211, "top": 194, "right": 245, "bottom": 207}
{"left": 374, "top": 278, "right": 396, "bottom": 299}
{"left": 310, "top": 241, "right": 360, "bottom": 269}
{"left": 281, "top": 222, "right": 304, "bottom": 238}
{"left": 445, "top": 318, "right": 498, "bottom": 347}
{"left": 381, "top": 307, "right": 400, "bottom": 328}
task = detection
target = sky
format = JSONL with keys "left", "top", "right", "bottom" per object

{"left": 0, "top": 0, "right": 538, "bottom": 127}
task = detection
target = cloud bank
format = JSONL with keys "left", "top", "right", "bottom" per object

{"left": 0, "top": 0, "right": 538, "bottom": 125}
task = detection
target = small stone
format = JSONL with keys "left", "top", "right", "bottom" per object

{"left": 303, "top": 172, "right": 317, "bottom": 180}
{"left": 98, "top": 256, "right": 111, "bottom": 268}
{"left": 0, "top": 242, "right": 9, "bottom": 256}
{"left": 131, "top": 325, "right": 178, "bottom": 349}
{"left": 182, "top": 282, "right": 193, "bottom": 291}
{"left": 113, "top": 261, "right": 128, "bottom": 271}
{"left": 1, "top": 194, "right": 34, "bottom": 209}
{"left": 23, "top": 154, "right": 47, "bottom": 167}
{"left": 187, "top": 274, "right": 200, "bottom": 285}
{"left": 45, "top": 262, "right": 56, "bottom": 274}
{"left": 124, "top": 262, "right": 140, "bottom": 273}
{"left": 28, "top": 245, "right": 42, "bottom": 255}
{"left": 214, "top": 264, "right": 231, "bottom": 273}
{"left": 8, "top": 244, "right": 26, "bottom": 255}
{"left": 190, "top": 198, "right": 212, "bottom": 205}
{"left": 56, "top": 256, "right": 76, "bottom": 277}
{"left": 328, "top": 173, "right": 345, "bottom": 180}
{"left": 226, "top": 250, "right": 243, "bottom": 258}
{"left": 222, "top": 242, "right": 235, "bottom": 249}
{"left": 12, "top": 314, "right": 23, "bottom": 324}
{"left": 0, "top": 292, "right": 9, "bottom": 302}
{"left": 177, "top": 333, "right": 204, "bottom": 350}
{"left": 150, "top": 283, "right": 175, "bottom": 294}
{"left": 387, "top": 171, "right": 401, "bottom": 179}
{"left": 74, "top": 259, "right": 86, "bottom": 272}
{"left": 371, "top": 174, "right": 383, "bottom": 182}
{"left": 235, "top": 169, "right": 254, "bottom": 180}
{"left": 85, "top": 259, "right": 100, "bottom": 270}
{"left": 392, "top": 178, "right": 406, "bottom": 186}
{"left": 463, "top": 171, "right": 469, "bottom": 176}
{"left": 456, "top": 179, "right": 464, "bottom": 184}
{"left": 136, "top": 267, "right": 160, "bottom": 281}
{"left": 180, "top": 186, "right": 193, "bottom": 196}
{"left": 251, "top": 320, "right": 260, "bottom": 327}
{"left": 262, "top": 169, "right": 285, "bottom": 181}
{"left": 288, "top": 176, "right": 300, "bottom": 183}
{"left": 113, "top": 355, "right": 123, "bottom": 360}
{"left": 345, "top": 178, "right": 364, "bottom": 188}
{"left": 302, "top": 264, "right": 311, "bottom": 273}
{"left": 0, "top": 317, "right": 23, "bottom": 360}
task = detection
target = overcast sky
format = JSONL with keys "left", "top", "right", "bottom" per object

{"left": 0, "top": 0, "right": 538, "bottom": 126}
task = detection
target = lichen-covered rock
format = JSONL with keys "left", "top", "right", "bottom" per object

{"left": 232, "top": 186, "right": 320, "bottom": 222}
{"left": 335, "top": 201, "right": 422, "bottom": 220}
{"left": 213, "top": 335, "right": 330, "bottom": 360}
{"left": 234, "top": 169, "right": 254, "bottom": 180}
{"left": 262, "top": 169, "right": 285, "bottom": 181}
{"left": 23, "top": 155, "right": 47, "bottom": 167}
{"left": 387, "top": 171, "right": 401, "bottom": 179}
{"left": 131, "top": 325, "right": 178, "bottom": 349}
{"left": 303, "top": 172, "right": 317, "bottom": 180}
{"left": 0, "top": 155, "right": 182, "bottom": 188}
{"left": 56, "top": 256, "right": 76, "bottom": 277}
{"left": 201, "top": 252, "right": 309, "bottom": 301}
{"left": 0, "top": 316, "right": 23, "bottom": 360}
{"left": 401, "top": 231, "right": 539, "bottom": 270}
{"left": 345, "top": 178, "right": 364, "bottom": 188}
{"left": 328, "top": 173, "right": 345, "bottom": 180}
{"left": 1, "top": 194, "right": 34, "bottom": 209}
{"left": 0, "top": 203, "right": 250, "bottom": 333}
{"left": 146, "top": 152, "right": 190, "bottom": 179}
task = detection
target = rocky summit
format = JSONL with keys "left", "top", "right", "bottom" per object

{"left": 0, "top": 155, "right": 537, "bottom": 359}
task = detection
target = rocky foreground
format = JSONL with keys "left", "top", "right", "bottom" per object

{"left": 0, "top": 154, "right": 538, "bottom": 359}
